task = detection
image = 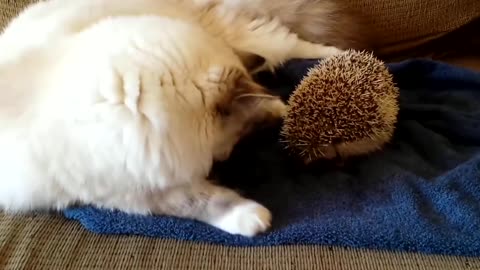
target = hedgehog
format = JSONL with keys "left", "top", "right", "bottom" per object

{"left": 280, "top": 50, "right": 399, "bottom": 164}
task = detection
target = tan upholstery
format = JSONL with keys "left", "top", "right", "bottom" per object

{"left": 1, "top": 0, "right": 479, "bottom": 269}
{"left": 1, "top": 213, "right": 478, "bottom": 269}
{"left": 343, "top": 0, "right": 480, "bottom": 56}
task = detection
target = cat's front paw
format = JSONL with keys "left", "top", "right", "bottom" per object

{"left": 324, "top": 46, "right": 345, "bottom": 56}
{"left": 212, "top": 201, "right": 272, "bottom": 237}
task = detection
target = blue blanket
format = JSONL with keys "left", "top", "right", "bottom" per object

{"left": 64, "top": 59, "right": 480, "bottom": 257}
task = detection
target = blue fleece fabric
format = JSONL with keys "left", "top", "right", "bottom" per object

{"left": 64, "top": 59, "right": 480, "bottom": 256}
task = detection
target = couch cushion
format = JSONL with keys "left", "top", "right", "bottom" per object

{"left": 343, "top": 0, "right": 479, "bottom": 56}
{"left": 1, "top": 213, "right": 477, "bottom": 269}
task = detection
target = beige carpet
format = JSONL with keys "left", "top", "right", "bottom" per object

{"left": 1, "top": 1, "right": 479, "bottom": 269}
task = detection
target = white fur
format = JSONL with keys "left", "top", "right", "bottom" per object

{"left": 210, "top": 201, "right": 272, "bottom": 237}
{"left": 0, "top": 0, "right": 342, "bottom": 236}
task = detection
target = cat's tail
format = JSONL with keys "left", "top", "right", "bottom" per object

{"left": 225, "top": 0, "right": 373, "bottom": 51}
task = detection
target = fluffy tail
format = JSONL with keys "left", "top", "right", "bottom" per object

{"left": 223, "top": 0, "right": 372, "bottom": 50}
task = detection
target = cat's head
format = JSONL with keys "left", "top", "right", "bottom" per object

{"left": 165, "top": 65, "right": 285, "bottom": 175}
{"left": 211, "top": 71, "right": 286, "bottom": 161}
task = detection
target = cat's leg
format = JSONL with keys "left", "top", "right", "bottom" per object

{"left": 287, "top": 39, "right": 344, "bottom": 60}
{"left": 95, "top": 181, "right": 271, "bottom": 237}
{"left": 152, "top": 182, "right": 272, "bottom": 237}
{"left": 0, "top": 0, "right": 180, "bottom": 59}
{"left": 223, "top": 16, "right": 343, "bottom": 72}
{"left": 0, "top": 0, "right": 198, "bottom": 43}
{"left": 249, "top": 39, "right": 343, "bottom": 74}
{"left": 0, "top": 0, "right": 103, "bottom": 62}
{"left": 0, "top": 174, "right": 73, "bottom": 212}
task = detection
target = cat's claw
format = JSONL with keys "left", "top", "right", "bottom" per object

{"left": 212, "top": 201, "right": 272, "bottom": 237}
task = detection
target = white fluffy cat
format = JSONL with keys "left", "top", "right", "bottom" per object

{"left": 0, "top": 0, "right": 342, "bottom": 237}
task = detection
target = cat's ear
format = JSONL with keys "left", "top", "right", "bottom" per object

{"left": 216, "top": 75, "right": 283, "bottom": 118}
{"left": 234, "top": 50, "right": 266, "bottom": 72}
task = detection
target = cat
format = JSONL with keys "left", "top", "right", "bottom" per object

{"left": 217, "top": 0, "right": 371, "bottom": 50}
{"left": 0, "top": 0, "right": 344, "bottom": 237}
